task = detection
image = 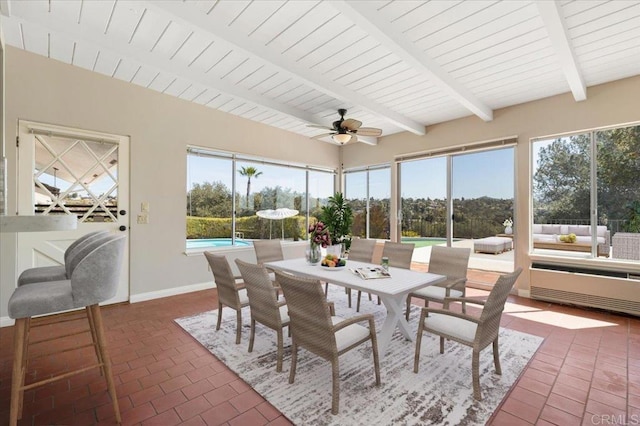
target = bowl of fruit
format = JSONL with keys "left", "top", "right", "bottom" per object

{"left": 320, "top": 254, "right": 347, "bottom": 270}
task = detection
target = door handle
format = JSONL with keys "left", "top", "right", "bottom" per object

{"left": 119, "top": 210, "right": 127, "bottom": 216}
{"left": 119, "top": 225, "right": 127, "bottom": 232}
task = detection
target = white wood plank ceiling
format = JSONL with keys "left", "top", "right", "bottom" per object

{"left": 1, "top": 0, "right": 639, "bottom": 145}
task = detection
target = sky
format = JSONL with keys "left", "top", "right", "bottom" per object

{"left": 187, "top": 156, "right": 335, "bottom": 199}
{"left": 188, "top": 147, "right": 516, "bottom": 201}
{"left": 398, "top": 147, "right": 515, "bottom": 200}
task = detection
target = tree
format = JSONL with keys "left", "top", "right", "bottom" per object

{"left": 238, "top": 166, "right": 262, "bottom": 209}
{"left": 533, "top": 134, "right": 591, "bottom": 223}
{"left": 534, "top": 126, "right": 640, "bottom": 225}
{"left": 187, "top": 181, "right": 232, "bottom": 217}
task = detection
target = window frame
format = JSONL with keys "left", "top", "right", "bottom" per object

{"left": 186, "top": 146, "right": 336, "bottom": 250}
{"left": 530, "top": 121, "right": 640, "bottom": 265}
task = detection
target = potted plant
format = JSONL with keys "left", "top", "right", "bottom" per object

{"left": 320, "top": 192, "right": 353, "bottom": 255}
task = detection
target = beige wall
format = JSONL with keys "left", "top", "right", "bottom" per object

{"left": 0, "top": 47, "right": 339, "bottom": 318}
{"left": 343, "top": 74, "right": 640, "bottom": 291}
{"left": 2, "top": 46, "right": 640, "bottom": 319}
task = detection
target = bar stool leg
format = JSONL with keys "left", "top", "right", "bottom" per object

{"left": 86, "top": 306, "right": 105, "bottom": 376}
{"left": 10, "top": 317, "right": 27, "bottom": 426}
{"left": 90, "top": 304, "right": 121, "bottom": 423}
{"left": 18, "top": 317, "right": 31, "bottom": 416}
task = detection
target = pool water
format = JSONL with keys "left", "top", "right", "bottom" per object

{"left": 186, "top": 238, "right": 253, "bottom": 249}
{"left": 401, "top": 237, "right": 451, "bottom": 248}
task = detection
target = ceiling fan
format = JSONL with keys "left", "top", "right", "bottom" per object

{"left": 308, "top": 109, "right": 383, "bottom": 145}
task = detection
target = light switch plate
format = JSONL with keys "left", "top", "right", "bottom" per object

{"left": 137, "top": 214, "right": 149, "bottom": 224}
{"left": 141, "top": 201, "right": 150, "bottom": 212}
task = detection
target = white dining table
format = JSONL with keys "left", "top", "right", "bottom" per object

{"left": 264, "top": 258, "right": 446, "bottom": 356}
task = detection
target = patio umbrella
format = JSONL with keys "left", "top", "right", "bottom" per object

{"left": 256, "top": 208, "right": 299, "bottom": 240}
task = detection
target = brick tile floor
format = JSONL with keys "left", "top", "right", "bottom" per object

{"left": 2, "top": 265, "right": 640, "bottom": 425}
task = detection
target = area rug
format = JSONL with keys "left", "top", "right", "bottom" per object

{"left": 175, "top": 286, "right": 543, "bottom": 425}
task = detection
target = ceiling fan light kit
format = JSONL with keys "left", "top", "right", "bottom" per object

{"left": 309, "top": 109, "right": 382, "bottom": 145}
{"left": 332, "top": 133, "right": 352, "bottom": 144}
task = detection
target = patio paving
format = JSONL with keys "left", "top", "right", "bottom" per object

{"left": 412, "top": 238, "right": 514, "bottom": 273}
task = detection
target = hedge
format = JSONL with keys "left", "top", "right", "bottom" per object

{"left": 187, "top": 215, "right": 308, "bottom": 240}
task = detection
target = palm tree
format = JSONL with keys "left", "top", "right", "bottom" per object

{"left": 238, "top": 166, "right": 262, "bottom": 209}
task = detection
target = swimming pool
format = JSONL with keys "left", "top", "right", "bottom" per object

{"left": 186, "top": 238, "right": 253, "bottom": 249}
{"left": 401, "top": 237, "right": 454, "bottom": 248}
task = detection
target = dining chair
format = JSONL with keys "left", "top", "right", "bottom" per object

{"left": 413, "top": 268, "right": 522, "bottom": 400}
{"left": 356, "top": 241, "right": 415, "bottom": 311}
{"left": 405, "top": 246, "right": 471, "bottom": 320}
{"left": 8, "top": 234, "right": 126, "bottom": 426}
{"left": 253, "top": 240, "right": 284, "bottom": 264}
{"left": 275, "top": 270, "right": 380, "bottom": 415}
{"left": 17, "top": 230, "right": 109, "bottom": 286}
{"left": 325, "top": 238, "right": 376, "bottom": 307}
{"left": 253, "top": 239, "right": 284, "bottom": 296}
{"left": 204, "top": 252, "right": 249, "bottom": 344}
{"left": 235, "top": 259, "right": 290, "bottom": 372}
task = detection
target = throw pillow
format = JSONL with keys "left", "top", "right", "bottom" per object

{"left": 568, "top": 225, "right": 590, "bottom": 236}
{"left": 542, "top": 225, "right": 561, "bottom": 234}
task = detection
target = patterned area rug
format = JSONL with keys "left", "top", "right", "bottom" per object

{"left": 175, "top": 286, "right": 543, "bottom": 425}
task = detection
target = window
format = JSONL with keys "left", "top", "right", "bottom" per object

{"left": 398, "top": 142, "right": 516, "bottom": 286}
{"left": 344, "top": 165, "right": 391, "bottom": 239}
{"left": 186, "top": 148, "right": 335, "bottom": 248}
{"left": 532, "top": 123, "right": 640, "bottom": 262}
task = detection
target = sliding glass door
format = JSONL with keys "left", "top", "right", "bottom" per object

{"left": 399, "top": 144, "right": 515, "bottom": 287}
{"left": 399, "top": 157, "right": 447, "bottom": 243}
{"left": 452, "top": 149, "right": 515, "bottom": 240}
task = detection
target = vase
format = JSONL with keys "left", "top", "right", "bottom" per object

{"left": 504, "top": 226, "right": 513, "bottom": 234}
{"left": 325, "top": 244, "right": 344, "bottom": 258}
{"left": 306, "top": 243, "right": 322, "bottom": 265}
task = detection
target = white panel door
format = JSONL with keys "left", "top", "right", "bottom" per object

{"left": 16, "top": 120, "right": 129, "bottom": 304}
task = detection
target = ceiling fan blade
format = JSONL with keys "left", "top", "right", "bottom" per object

{"left": 349, "top": 133, "right": 359, "bottom": 144}
{"left": 307, "top": 124, "right": 332, "bottom": 130}
{"left": 341, "top": 118, "right": 362, "bottom": 131}
{"left": 311, "top": 132, "right": 335, "bottom": 139}
{"left": 356, "top": 127, "right": 383, "bottom": 137}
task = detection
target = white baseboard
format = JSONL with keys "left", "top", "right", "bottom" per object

{"left": 1, "top": 317, "right": 15, "bottom": 327}
{"left": 130, "top": 281, "right": 214, "bottom": 304}
{"left": 518, "top": 289, "right": 531, "bottom": 298}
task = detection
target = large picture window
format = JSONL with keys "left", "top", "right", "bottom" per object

{"left": 186, "top": 148, "right": 335, "bottom": 248}
{"left": 344, "top": 166, "right": 390, "bottom": 239}
{"left": 532, "top": 123, "right": 640, "bottom": 262}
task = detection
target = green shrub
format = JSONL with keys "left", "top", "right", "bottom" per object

{"left": 402, "top": 230, "right": 420, "bottom": 237}
{"left": 187, "top": 215, "right": 308, "bottom": 240}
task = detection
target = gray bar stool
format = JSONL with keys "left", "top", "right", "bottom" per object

{"left": 8, "top": 234, "right": 126, "bottom": 426}
{"left": 17, "top": 230, "right": 108, "bottom": 286}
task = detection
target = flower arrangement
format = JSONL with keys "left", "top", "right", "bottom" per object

{"left": 503, "top": 218, "right": 513, "bottom": 228}
{"left": 308, "top": 221, "right": 331, "bottom": 248}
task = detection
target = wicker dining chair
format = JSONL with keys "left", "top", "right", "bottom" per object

{"left": 275, "top": 270, "right": 380, "bottom": 415}
{"left": 324, "top": 238, "right": 376, "bottom": 306}
{"left": 405, "top": 246, "right": 471, "bottom": 320}
{"left": 413, "top": 268, "right": 522, "bottom": 400}
{"left": 235, "top": 259, "right": 290, "bottom": 372}
{"left": 204, "top": 252, "right": 249, "bottom": 344}
{"left": 253, "top": 240, "right": 284, "bottom": 264}
{"left": 356, "top": 241, "right": 415, "bottom": 311}
{"left": 253, "top": 239, "right": 285, "bottom": 295}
